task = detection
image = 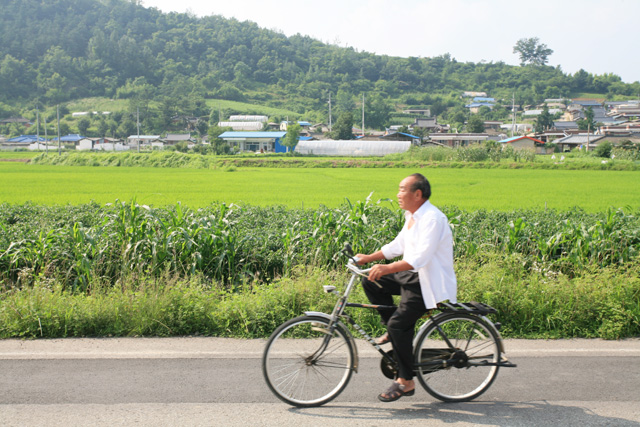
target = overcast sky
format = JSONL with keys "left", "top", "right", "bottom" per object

{"left": 143, "top": 0, "right": 640, "bottom": 85}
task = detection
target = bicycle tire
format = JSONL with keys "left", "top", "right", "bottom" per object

{"left": 262, "top": 315, "right": 355, "bottom": 407}
{"left": 414, "top": 312, "right": 501, "bottom": 402}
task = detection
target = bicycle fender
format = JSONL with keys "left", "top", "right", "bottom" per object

{"left": 304, "top": 311, "right": 359, "bottom": 373}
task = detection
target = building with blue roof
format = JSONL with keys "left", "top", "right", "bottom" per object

{"left": 473, "top": 97, "right": 495, "bottom": 103}
{"left": 218, "top": 131, "right": 288, "bottom": 153}
{"left": 466, "top": 102, "right": 495, "bottom": 113}
{"left": 381, "top": 131, "right": 422, "bottom": 143}
{"left": 7, "top": 135, "right": 48, "bottom": 144}
{"left": 279, "top": 121, "right": 312, "bottom": 131}
{"left": 50, "top": 134, "right": 86, "bottom": 142}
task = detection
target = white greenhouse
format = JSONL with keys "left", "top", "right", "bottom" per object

{"left": 294, "top": 140, "right": 411, "bottom": 156}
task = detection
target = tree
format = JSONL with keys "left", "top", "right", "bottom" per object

{"left": 207, "top": 125, "right": 232, "bottom": 155}
{"left": 467, "top": 114, "right": 485, "bottom": 133}
{"left": 335, "top": 89, "right": 355, "bottom": 113}
{"left": 281, "top": 123, "right": 301, "bottom": 153}
{"left": 329, "top": 112, "right": 355, "bottom": 140}
{"left": 195, "top": 118, "right": 209, "bottom": 138}
{"left": 513, "top": 38, "right": 553, "bottom": 66}
{"left": 594, "top": 141, "right": 613, "bottom": 158}
{"left": 77, "top": 117, "right": 91, "bottom": 135}
{"left": 364, "top": 93, "right": 391, "bottom": 130}
{"left": 534, "top": 105, "right": 554, "bottom": 133}
{"left": 97, "top": 119, "right": 109, "bottom": 137}
{"left": 577, "top": 107, "right": 597, "bottom": 131}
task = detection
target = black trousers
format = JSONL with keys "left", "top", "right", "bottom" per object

{"left": 362, "top": 271, "right": 427, "bottom": 380}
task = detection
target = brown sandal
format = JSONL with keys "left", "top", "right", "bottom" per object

{"left": 378, "top": 381, "right": 415, "bottom": 402}
{"left": 375, "top": 332, "right": 391, "bottom": 345}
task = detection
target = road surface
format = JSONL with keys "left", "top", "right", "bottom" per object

{"left": 1, "top": 338, "right": 639, "bottom": 426}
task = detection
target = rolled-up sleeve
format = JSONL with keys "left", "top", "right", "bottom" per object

{"left": 381, "top": 227, "right": 405, "bottom": 260}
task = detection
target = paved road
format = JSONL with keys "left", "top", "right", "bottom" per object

{"left": 1, "top": 338, "right": 639, "bottom": 426}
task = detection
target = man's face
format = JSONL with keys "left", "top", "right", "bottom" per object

{"left": 397, "top": 176, "right": 422, "bottom": 212}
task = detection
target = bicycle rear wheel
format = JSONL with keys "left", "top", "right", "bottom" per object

{"left": 414, "top": 313, "right": 501, "bottom": 402}
{"left": 262, "top": 315, "right": 355, "bottom": 407}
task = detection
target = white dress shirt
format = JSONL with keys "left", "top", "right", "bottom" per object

{"left": 380, "top": 200, "right": 457, "bottom": 308}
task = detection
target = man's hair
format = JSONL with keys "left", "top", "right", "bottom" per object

{"left": 409, "top": 173, "right": 431, "bottom": 200}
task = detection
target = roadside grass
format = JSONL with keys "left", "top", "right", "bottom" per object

{"left": 1, "top": 259, "right": 638, "bottom": 340}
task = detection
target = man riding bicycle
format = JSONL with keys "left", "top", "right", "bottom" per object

{"left": 356, "top": 173, "right": 457, "bottom": 402}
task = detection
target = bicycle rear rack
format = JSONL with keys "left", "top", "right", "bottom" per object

{"left": 437, "top": 301, "right": 497, "bottom": 316}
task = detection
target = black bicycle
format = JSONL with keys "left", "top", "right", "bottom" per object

{"left": 262, "top": 244, "right": 516, "bottom": 407}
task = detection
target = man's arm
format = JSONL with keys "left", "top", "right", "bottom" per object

{"left": 354, "top": 250, "right": 385, "bottom": 265}
{"left": 367, "top": 260, "right": 414, "bottom": 281}
{"left": 355, "top": 251, "right": 414, "bottom": 282}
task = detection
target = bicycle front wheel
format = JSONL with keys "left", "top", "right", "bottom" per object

{"left": 262, "top": 315, "right": 355, "bottom": 407}
{"left": 414, "top": 313, "right": 501, "bottom": 402}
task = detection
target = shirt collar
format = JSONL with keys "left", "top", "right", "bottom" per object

{"left": 404, "top": 200, "right": 431, "bottom": 221}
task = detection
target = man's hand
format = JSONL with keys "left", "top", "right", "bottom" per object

{"left": 368, "top": 263, "right": 392, "bottom": 281}
{"left": 355, "top": 253, "right": 371, "bottom": 265}
{"left": 355, "top": 250, "right": 385, "bottom": 266}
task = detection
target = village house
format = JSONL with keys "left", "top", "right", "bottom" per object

{"left": 127, "top": 135, "right": 161, "bottom": 148}
{"left": 427, "top": 133, "right": 496, "bottom": 147}
{"left": 554, "top": 133, "right": 605, "bottom": 152}
{"left": 218, "top": 131, "right": 288, "bottom": 153}
{"left": 163, "top": 133, "right": 193, "bottom": 145}
{"left": 498, "top": 135, "right": 545, "bottom": 153}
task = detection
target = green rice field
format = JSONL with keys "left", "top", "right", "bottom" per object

{"left": 1, "top": 162, "right": 639, "bottom": 211}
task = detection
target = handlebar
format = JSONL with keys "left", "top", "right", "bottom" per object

{"left": 346, "top": 258, "right": 371, "bottom": 275}
{"left": 341, "top": 243, "right": 382, "bottom": 288}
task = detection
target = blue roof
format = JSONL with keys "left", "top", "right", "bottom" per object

{"left": 398, "top": 132, "right": 421, "bottom": 139}
{"left": 384, "top": 131, "right": 421, "bottom": 139}
{"left": 51, "top": 134, "right": 86, "bottom": 142}
{"left": 7, "top": 135, "right": 48, "bottom": 143}
{"left": 298, "top": 136, "right": 313, "bottom": 141}
{"left": 473, "top": 97, "right": 495, "bottom": 102}
{"left": 573, "top": 100, "right": 602, "bottom": 106}
{"left": 219, "top": 131, "right": 286, "bottom": 138}
{"left": 465, "top": 103, "right": 495, "bottom": 108}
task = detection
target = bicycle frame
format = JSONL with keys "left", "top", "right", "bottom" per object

{"left": 305, "top": 259, "right": 399, "bottom": 372}
{"left": 305, "top": 258, "right": 514, "bottom": 373}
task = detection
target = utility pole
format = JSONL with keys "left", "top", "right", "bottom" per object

{"left": 362, "top": 93, "right": 365, "bottom": 137}
{"left": 57, "top": 105, "right": 61, "bottom": 156}
{"left": 44, "top": 115, "right": 48, "bottom": 155}
{"left": 36, "top": 107, "right": 40, "bottom": 151}
{"left": 328, "top": 93, "right": 332, "bottom": 132}
{"left": 511, "top": 93, "right": 516, "bottom": 137}
{"left": 137, "top": 107, "right": 141, "bottom": 152}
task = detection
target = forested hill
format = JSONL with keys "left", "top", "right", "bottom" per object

{"left": 1, "top": 0, "right": 639, "bottom": 126}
